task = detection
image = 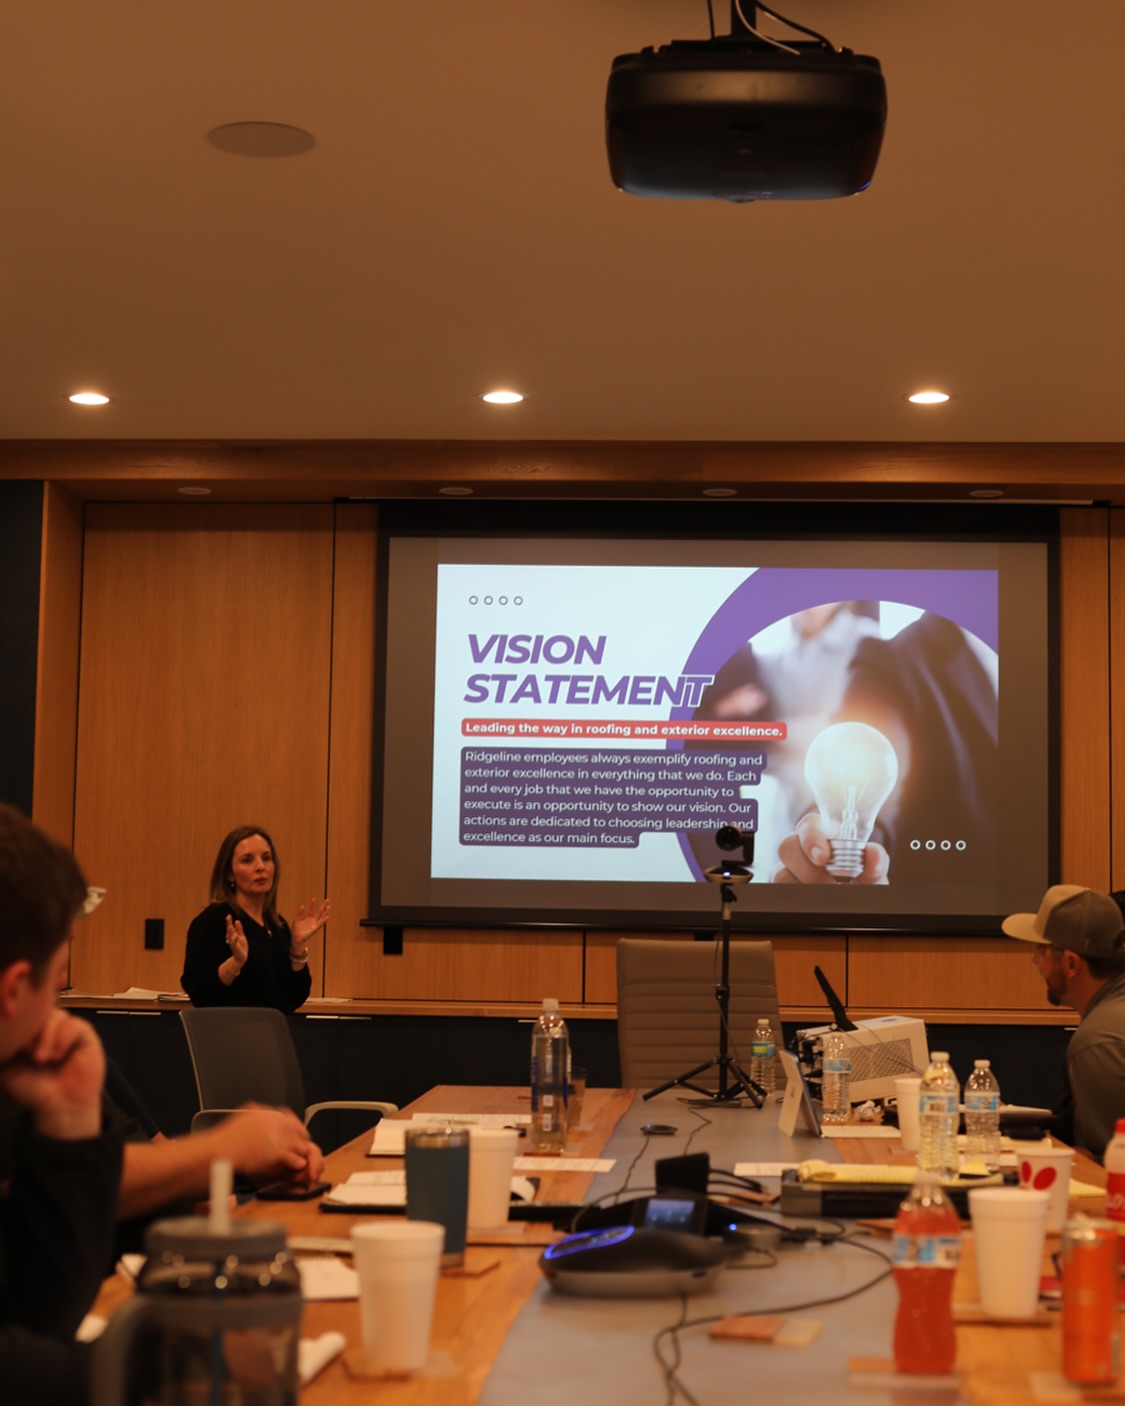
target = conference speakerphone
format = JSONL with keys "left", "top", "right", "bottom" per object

{"left": 539, "top": 1224, "right": 728, "bottom": 1298}
{"left": 508, "top": 1201, "right": 586, "bottom": 1225}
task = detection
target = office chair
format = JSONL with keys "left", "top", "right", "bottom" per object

{"left": 615, "top": 937, "right": 785, "bottom": 1091}
{"left": 179, "top": 1006, "right": 398, "bottom": 1134}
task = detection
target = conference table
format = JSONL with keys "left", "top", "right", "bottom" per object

{"left": 95, "top": 1085, "right": 1113, "bottom": 1405}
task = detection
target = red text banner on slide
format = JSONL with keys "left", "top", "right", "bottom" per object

{"left": 460, "top": 718, "right": 788, "bottom": 741}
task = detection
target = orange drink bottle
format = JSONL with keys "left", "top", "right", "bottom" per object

{"left": 1061, "top": 1217, "right": 1119, "bottom": 1386}
{"left": 892, "top": 1173, "right": 962, "bottom": 1374}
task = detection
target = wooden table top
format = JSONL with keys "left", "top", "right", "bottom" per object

{"left": 95, "top": 1085, "right": 633, "bottom": 1405}
{"left": 93, "top": 1094, "right": 1119, "bottom": 1405}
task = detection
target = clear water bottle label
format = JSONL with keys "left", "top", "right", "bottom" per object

{"left": 751, "top": 1040, "right": 769, "bottom": 1058}
{"left": 920, "top": 1092, "right": 957, "bottom": 1116}
{"left": 893, "top": 1234, "right": 962, "bottom": 1269}
{"left": 824, "top": 1058, "right": 850, "bottom": 1074}
{"left": 965, "top": 1093, "right": 999, "bottom": 1113}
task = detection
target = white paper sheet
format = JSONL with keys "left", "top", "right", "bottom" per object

{"left": 322, "top": 1172, "right": 539, "bottom": 1209}
{"left": 296, "top": 1258, "right": 360, "bottom": 1300}
{"left": 368, "top": 1112, "right": 531, "bottom": 1156}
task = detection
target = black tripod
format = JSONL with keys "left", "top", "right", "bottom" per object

{"left": 643, "top": 825, "right": 767, "bottom": 1108}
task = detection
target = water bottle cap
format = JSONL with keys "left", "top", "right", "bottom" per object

{"left": 930, "top": 1051, "right": 950, "bottom": 1062}
{"left": 542, "top": 997, "right": 559, "bottom": 1012}
{"left": 973, "top": 1059, "right": 990, "bottom": 1069}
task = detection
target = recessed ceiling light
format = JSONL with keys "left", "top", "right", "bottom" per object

{"left": 702, "top": 487, "right": 737, "bottom": 497}
{"left": 907, "top": 390, "right": 951, "bottom": 405}
{"left": 206, "top": 122, "right": 316, "bottom": 158}
{"left": 68, "top": 391, "right": 110, "bottom": 406}
{"left": 439, "top": 486, "right": 474, "bottom": 496}
{"left": 969, "top": 489, "right": 1004, "bottom": 499}
{"left": 480, "top": 390, "right": 524, "bottom": 405}
{"left": 177, "top": 486, "right": 212, "bottom": 496}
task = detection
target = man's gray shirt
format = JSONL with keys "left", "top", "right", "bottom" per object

{"left": 1068, "top": 970, "right": 1125, "bottom": 1159}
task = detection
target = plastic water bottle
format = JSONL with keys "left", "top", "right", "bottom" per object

{"left": 1104, "top": 1119, "right": 1125, "bottom": 1257}
{"left": 918, "top": 1052, "right": 960, "bottom": 1179}
{"left": 750, "top": 1017, "right": 777, "bottom": 1095}
{"left": 529, "top": 998, "right": 569, "bottom": 1152}
{"left": 820, "top": 1031, "right": 852, "bottom": 1124}
{"left": 963, "top": 1059, "right": 1002, "bottom": 1170}
{"left": 892, "top": 1172, "right": 962, "bottom": 1374}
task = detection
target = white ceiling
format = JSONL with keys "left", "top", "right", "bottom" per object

{"left": 4, "top": 1, "right": 1125, "bottom": 446}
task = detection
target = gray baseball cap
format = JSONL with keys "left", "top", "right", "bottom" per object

{"left": 1002, "top": 884, "right": 1124, "bottom": 958}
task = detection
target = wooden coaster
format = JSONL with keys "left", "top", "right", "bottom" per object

{"left": 343, "top": 1348, "right": 459, "bottom": 1381}
{"left": 848, "top": 1357, "right": 961, "bottom": 1390}
{"left": 710, "top": 1315, "right": 785, "bottom": 1342}
{"left": 709, "top": 1316, "right": 821, "bottom": 1347}
{"left": 953, "top": 1302, "right": 1054, "bottom": 1325}
{"left": 444, "top": 1252, "right": 500, "bottom": 1278}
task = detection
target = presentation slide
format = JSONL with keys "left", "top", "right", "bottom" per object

{"left": 375, "top": 529, "right": 1052, "bottom": 933}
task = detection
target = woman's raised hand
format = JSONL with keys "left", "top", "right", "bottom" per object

{"left": 290, "top": 898, "right": 330, "bottom": 958}
{"left": 225, "top": 913, "right": 249, "bottom": 969}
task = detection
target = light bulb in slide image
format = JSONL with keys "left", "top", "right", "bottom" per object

{"left": 803, "top": 722, "right": 899, "bottom": 879}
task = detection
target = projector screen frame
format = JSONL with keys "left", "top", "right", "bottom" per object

{"left": 366, "top": 502, "right": 1059, "bottom": 938}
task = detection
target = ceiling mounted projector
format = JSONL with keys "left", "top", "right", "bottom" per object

{"left": 606, "top": 11, "right": 887, "bottom": 203}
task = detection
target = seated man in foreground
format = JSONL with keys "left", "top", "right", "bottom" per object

{"left": 0, "top": 803, "right": 123, "bottom": 1402}
{"left": 1002, "top": 884, "right": 1125, "bottom": 1160}
{"left": 1, "top": 1067, "right": 327, "bottom": 1227}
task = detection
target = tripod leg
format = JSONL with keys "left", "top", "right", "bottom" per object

{"left": 643, "top": 1056, "right": 721, "bottom": 1101}
{"left": 724, "top": 1056, "right": 767, "bottom": 1109}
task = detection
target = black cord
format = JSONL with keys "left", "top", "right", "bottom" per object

{"left": 613, "top": 1139, "right": 649, "bottom": 1201}
{"left": 753, "top": 0, "right": 835, "bottom": 49}
{"left": 707, "top": 1168, "right": 766, "bottom": 1196}
{"left": 704, "top": 0, "right": 716, "bottom": 41}
{"left": 655, "top": 1295, "right": 700, "bottom": 1406}
{"left": 678, "top": 1100, "right": 712, "bottom": 1156}
{"left": 652, "top": 1231, "right": 893, "bottom": 1403}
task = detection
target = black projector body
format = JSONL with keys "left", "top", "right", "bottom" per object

{"left": 606, "top": 40, "right": 886, "bottom": 202}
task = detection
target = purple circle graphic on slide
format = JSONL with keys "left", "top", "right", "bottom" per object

{"left": 670, "top": 566, "right": 998, "bottom": 879}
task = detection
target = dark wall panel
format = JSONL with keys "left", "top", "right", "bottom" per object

{"left": 0, "top": 481, "right": 42, "bottom": 814}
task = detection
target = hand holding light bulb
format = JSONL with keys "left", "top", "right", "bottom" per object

{"left": 773, "top": 721, "right": 899, "bottom": 885}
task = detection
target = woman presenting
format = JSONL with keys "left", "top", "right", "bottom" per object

{"left": 181, "top": 825, "right": 329, "bottom": 1011}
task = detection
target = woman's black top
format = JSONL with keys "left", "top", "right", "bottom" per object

{"left": 181, "top": 901, "right": 311, "bottom": 1012}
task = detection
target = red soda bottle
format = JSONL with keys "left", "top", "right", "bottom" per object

{"left": 1104, "top": 1119, "right": 1125, "bottom": 1263}
{"left": 892, "top": 1172, "right": 962, "bottom": 1374}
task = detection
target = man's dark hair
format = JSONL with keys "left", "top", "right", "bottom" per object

{"left": 1090, "top": 891, "right": 1125, "bottom": 979}
{"left": 1085, "top": 946, "right": 1125, "bottom": 980}
{"left": 0, "top": 802, "right": 88, "bottom": 975}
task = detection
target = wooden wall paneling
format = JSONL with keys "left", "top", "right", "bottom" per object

{"left": 70, "top": 504, "right": 335, "bottom": 995}
{"left": 772, "top": 934, "right": 847, "bottom": 1011}
{"left": 351, "top": 926, "right": 585, "bottom": 1003}
{"left": 583, "top": 930, "right": 618, "bottom": 1004}
{"left": 1111, "top": 509, "right": 1125, "bottom": 890}
{"left": 32, "top": 483, "right": 84, "bottom": 844}
{"left": 848, "top": 935, "right": 1055, "bottom": 1014}
{"left": 323, "top": 503, "right": 379, "bottom": 999}
{"left": 1058, "top": 507, "right": 1111, "bottom": 887}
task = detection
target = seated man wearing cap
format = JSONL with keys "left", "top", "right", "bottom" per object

{"left": 1002, "top": 884, "right": 1125, "bottom": 1160}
